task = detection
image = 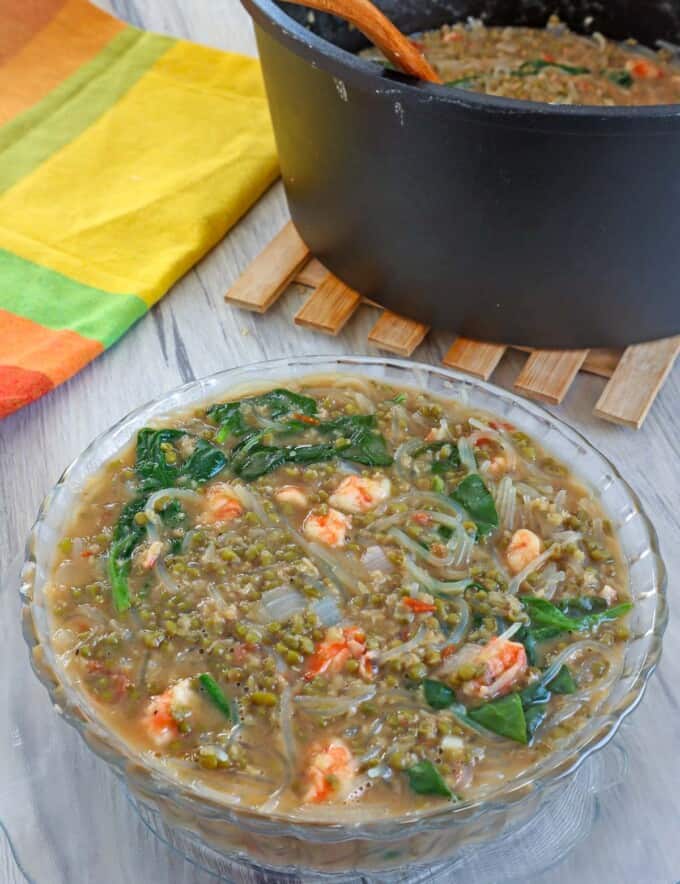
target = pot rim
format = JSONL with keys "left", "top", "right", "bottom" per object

{"left": 243, "top": 0, "right": 680, "bottom": 124}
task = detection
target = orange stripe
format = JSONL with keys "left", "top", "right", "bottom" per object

{"left": 0, "top": 0, "right": 66, "bottom": 65}
{"left": 0, "top": 364, "right": 54, "bottom": 419}
{"left": 0, "top": 309, "right": 102, "bottom": 385}
{"left": 0, "top": 0, "right": 125, "bottom": 125}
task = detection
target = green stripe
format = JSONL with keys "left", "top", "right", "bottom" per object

{"left": 0, "top": 28, "right": 174, "bottom": 194}
{"left": 0, "top": 249, "right": 146, "bottom": 347}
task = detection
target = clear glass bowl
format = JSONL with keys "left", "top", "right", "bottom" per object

{"left": 19, "top": 356, "right": 667, "bottom": 878}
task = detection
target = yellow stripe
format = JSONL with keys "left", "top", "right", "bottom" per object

{"left": 0, "top": 41, "right": 278, "bottom": 305}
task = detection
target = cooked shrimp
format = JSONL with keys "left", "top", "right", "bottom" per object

{"left": 203, "top": 483, "right": 243, "bottom": 524}
{"left": 302, "top": 738, "right": 357, "bottom": 803}
{"left": 328, "top": 475, "right": 391, "bottom": 514}
{"left": 275, "top": 485, "right": 308, "bottom": 508}
{"left": 142, "top": 540, "right": 164, "bottom": 570}
{"left": 303, "top": 507, "right": 350, "bottom": 547}
{"left": 305, "top": 626, "right": 372, "bottom": 680}
{"left": 142, "top": 677, "right": 194, "bottom": 747}
{"left": 462, "top": 638, "right": 528, "bottom": 700}
{"left": 506, "top": 529, "right": 541, "bottom": 574}
{"left": 485, "top": 456, "right": 507, "bottom": 479}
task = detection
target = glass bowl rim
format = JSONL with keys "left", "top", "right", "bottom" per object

{"left": 19, "top": 354, "right": 668, "bottom": 841}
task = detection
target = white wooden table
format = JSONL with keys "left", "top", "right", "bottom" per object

{"left": 1, "top": 2, "right": 678, "bottom": 881}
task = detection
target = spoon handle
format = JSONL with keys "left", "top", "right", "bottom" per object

{"left": 285, "top": 0, "right": 441, "bottom": 83}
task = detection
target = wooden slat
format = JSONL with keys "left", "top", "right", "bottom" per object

{"left": 593, "top": 337, "right": 680, "bottom": 428}
{"left": 225, "top": 222, "right": 309, "bottom": 312}
{"left": 582, "top": 348, "right": 623, "bottom": 379}
{"left": 294, "top": 258, "right": 328, "bottom": 288}
{"left": 514, "top": 349, "right": 589, "bottom": 404}
{"left": 442, "top": 338, "right": 507, "bottom": 381}
{"left": 368, "top": 310, "right": 429, "bottom": 356}
{"left": 515, "top": 346, "right": 621, "bottom": 380}
{"left": 294, "top": 273, "right": 361, "bottom": 335}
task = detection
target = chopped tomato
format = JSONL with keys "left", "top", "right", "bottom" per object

{"left": 489, "top": 420, "right": 515, "bottom": 432}
{"left": 542, "top": 53, "right": 555, "bottom": 62}
{"left": 441, "top": 644, "right": 459, "bottom": 660}
{"left": 80, "top": 550, "right": 95, "bottom": 558}
{"left": 292, "top": 412, "right": 320, "bottom": 425}
{"left": 627, "top": 58, "right": 662, "bottom": 79}
{"left": 412, "top": 511, "right": 432, "bottom": 526}
{"left": 403, "top": 597, "right": 436, "bottom": 614}
{"left": 302, "top": 739, "right": 357, "bottom": 803}
{"left": 305, "top": 626, "right": 370, "bottom": 680}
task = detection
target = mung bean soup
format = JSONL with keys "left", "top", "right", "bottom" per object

{"left": 365, "top": 17, "right": 680, "bottom": 106}
{"left": 47, "top": 376, "right": 631, "bottom": 818}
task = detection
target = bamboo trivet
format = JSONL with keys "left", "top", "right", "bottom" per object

{"left": 226, "top": 222, "right": 680, "bottom": 428}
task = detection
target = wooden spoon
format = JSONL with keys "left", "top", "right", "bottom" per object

{"left": 285, "top": 0, "right": 442, "bottom": 83}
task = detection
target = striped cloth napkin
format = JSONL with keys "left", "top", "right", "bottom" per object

{"left": 0, "top": 0, "right": 278, "bottom": 418}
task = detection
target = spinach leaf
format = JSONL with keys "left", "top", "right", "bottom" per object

{"left": 135, "top": 428, "right": 184, "bottom": 492}
{"left": 135, "top": 429, "right": 226, "bottom": 490}
{"left": 406, "top": 760, "right": 453, "bottom": 798}
{"left": 198, "top": 673, "right": 239, "bottom": 723}
{"left": 558, "top": 595, "right": 607, "bottom": 617}
{"left": 467, "top": 692, "right": 528, "bottom": 744}
{"left": 547, "top": 665, "right": 576, "bottom": 695}
{"left": 208, "top": 388, "right": 317, "bottom": 442}
{"left": 234, "top": 446, "right": 287, "bottom": 481}
{"left": 107, "top": 496, "right": 147, "bottom": 613}
{"left": 107, "top": 430, "right": 225, "bottom": 611}
{"left": 159, "top": 498, "right": 184, "bottom": 527}
{"left": 607, "top": 69, "right": 633, "bottom": 88}
{"left": 452, "top": 474, "right": 498, "bottom": 536}
{"left": 180, "top": 437, "right": 228, "bottom": 483}
{"left": 252, "top": 388, "right": 317, "bottom": 419}
{"left": 523, "top": 597, "right": 632, "bottom": 634}
{"left": 423, "top": 678, "right": 456, "bottom": 710}
{"left": 207, "top": 402, "right": 249, "bottom": 442}
{"left": 512, "top": 59, "right": 590, "bottom": 77}
{"left": 414, "top": 441, "right": 461, "bottom": 475}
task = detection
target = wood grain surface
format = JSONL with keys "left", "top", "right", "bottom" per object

{"left": 0, "top": 2, "right": 678, "bottom": 883}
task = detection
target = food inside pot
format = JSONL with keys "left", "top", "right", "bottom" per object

{"left": 364, "top": 16, "right": 680, "bottom": 105}
{"left": 47, "top": 376, "right": 631, "bottom": 818}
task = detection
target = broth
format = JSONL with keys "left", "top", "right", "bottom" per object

{"left": 46, "top": 376, "right": 631, "bottom": 819}
{"left": 364, "top": 17, "right": 680, "bottom": 105}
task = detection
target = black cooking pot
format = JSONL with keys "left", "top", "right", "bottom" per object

{"left": 242, "top": 0, "right": 680, "bottom": 348}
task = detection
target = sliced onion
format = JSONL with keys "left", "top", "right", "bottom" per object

{"left": 259, "top": 586, "right": 307, "bottom": 623}
{"left": 508, "top": 543, "right": 559, "bottom": 595}
{"left": 229, "top": 483, "right": 271, "bottom": 525}
{"left": 311, "top": 595, "right": 343, "bottom": 626}
{"left": 361, "top": 545, "right": 393, "bottom": 573}
{"left": 404, "top": 556, "right": 472, "bottom": 596}
{"left": 378, "top": 625, "right": 426, "bottom": 663}
{"left": 389, "top": 527, "right": 454, "bottom": 567}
